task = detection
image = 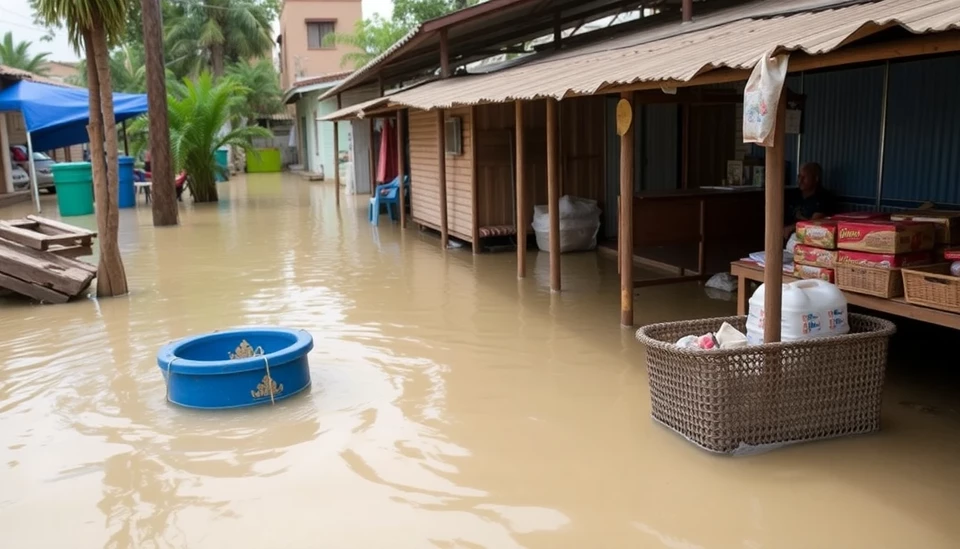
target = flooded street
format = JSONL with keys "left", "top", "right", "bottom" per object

{"left": 1, "top": 173, "right": 959, "bottom": 548}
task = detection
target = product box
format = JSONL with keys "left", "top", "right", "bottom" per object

{"left": 794, "top": 263, "right": 835, "bottom": 283}
{"left": 796, "top": 220, "right": 838, "bottom": 249}
{"left": 831, "top": 212, "right": 890, "bottom": 221}
{"left": 836, "top": 220, "right": 935, "bottom": 254}
{"left": 793, "top": 244, "right": 838, "bottom": 268}
{"left": 837, "top": 250, "right": 933, "bottom": 269}
{"left": 890, "top": 210, "right": 960, "bottom": 244}
{"left": 943, "top": 247, "right": 960, "bottom": 261}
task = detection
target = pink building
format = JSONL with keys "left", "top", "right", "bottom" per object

{"left": 277, "top": 0, "right": 363, "bottom": 90}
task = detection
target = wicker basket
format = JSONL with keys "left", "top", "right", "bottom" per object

{"left": 902, "top": 263, "right": 960, "bottom": 313}
{"left": 635, "top": 314, "right": 896, "bottom": 454}
{"left": 835, "top": 264, "right": 903, "bottom": 298}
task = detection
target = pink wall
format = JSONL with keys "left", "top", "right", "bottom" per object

{"left": 279, "top": 0, "right": 363, "bottom": 89}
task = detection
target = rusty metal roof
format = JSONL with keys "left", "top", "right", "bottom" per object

{"left": 0, "top": 64, "right": 76, "bottom": 88}
{"left": 320, "top": 0, "right": 675, "bottom": 101}
{"left": 333, "top": 0, "right": 960, "bottom": 113}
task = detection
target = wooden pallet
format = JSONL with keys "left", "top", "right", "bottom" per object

{"left": 0, "top": 215, "right": 96, "bottom": 251}
{"left": 0, "top": 216, "right": 97, "bottom": 303}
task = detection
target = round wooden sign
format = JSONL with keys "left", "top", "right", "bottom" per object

{"left": 616, "top": 99, "right": 633, "bottom": 136}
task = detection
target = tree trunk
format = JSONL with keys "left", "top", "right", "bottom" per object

{"left": 90, "top": 13, "right": 129, "bottom": 297}
{"left": 211, "top": 44, "right": 224, "bottom": 77}
{"left": 141, "top": 0, "right": 178, "bottom": 226}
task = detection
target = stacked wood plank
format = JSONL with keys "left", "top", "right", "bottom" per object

{"left": 0, "top": 216, "right": 97, "bottom": 303}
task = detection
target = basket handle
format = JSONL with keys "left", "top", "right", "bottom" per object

{"left": 923, "top": 276, "right": 950, "bottom": 285}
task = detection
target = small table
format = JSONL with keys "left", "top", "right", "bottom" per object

{"left": 730, "top": 260, "right": 960, "bottom": 330}
{"left": 135, "top": 181, "right": 152, "bottom": 204}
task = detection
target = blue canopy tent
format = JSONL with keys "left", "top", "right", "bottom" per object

{"left": 0, "top": 79, "right": 148, "bottom": 211}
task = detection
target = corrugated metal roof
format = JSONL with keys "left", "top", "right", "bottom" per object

{"left": 319, "top": 96, "right": 392, "bottom": 121}
{"left": 346, "top": 0, "right": 960, "bottom": 112}
{"left": 0, "top": 64, "right": 77, "bottom": 88}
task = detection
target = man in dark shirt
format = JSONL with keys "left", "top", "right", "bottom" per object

{"left": 784, "top": 162, "right": 833, "bottom": 236}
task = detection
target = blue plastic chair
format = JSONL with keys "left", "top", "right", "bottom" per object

{"left": 369, "top": 176, "right": 409, "bottom": 226}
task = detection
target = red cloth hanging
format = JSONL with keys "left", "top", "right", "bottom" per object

{"left": 376, "top": 118, "right": 398, "bottom": 184}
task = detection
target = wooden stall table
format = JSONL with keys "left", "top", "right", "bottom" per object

{"left": 730, "top": 260, "right": 960, "bottom": 330}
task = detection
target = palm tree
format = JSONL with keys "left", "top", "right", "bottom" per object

{"left": 168, "top": 73, "right": 271, "bottom": 203}
{"left": 0, "top": 32, "right": 51, "bottom": 75}
{"left": 68, "top": 45, "right": 146, "bottom": 92}
{"left": 32, "top": 0, "right": 129, "bottom": 298}
{"left": 164, "top": 0, "right": 274, "bottom": 77}
{"left": 225, "top": 59, "right": 283, "bottom": 121}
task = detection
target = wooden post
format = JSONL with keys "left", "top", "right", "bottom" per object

{"left": 546, "top": 98, "right": 561, "bottom": 292}
{"left": 397, "top": 110, "right": 407, "bottom": 229}
{"left": 682, "top": 0, "right": 693, "bottom": 22}
{"left": 437, "top": 109, "right": 449, "bottom": 248}
{"left": 619, "top": 92, "right": 635, "bottom": 326}
{"left": 368, "top": 118, "right": 376, "bottom": 191}
{"left": 515, "top": 100, "right": 527, "bottom": 278}
{"left": 440, "top": 29, "right": 450, "bottom": 78}
{"left": 763, "top": 88, "right": 788, "bottom": 343}
{"left": 553, "top": 12, "right": 562, "bottom": 50}
{"left": 334, "top": 94, "right": 342, "bottom": 206}
{"left": 122, "top": 120, "right": 130, "bottom": 156}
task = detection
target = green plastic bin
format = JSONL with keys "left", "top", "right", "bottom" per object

{"left": 247, "top": 148, "right": 282, "bottom": 173}
{"left": 52, "top": 162, "right": 94, "bottom": 217}
{"left": 215, "top": 148, "right": 229, "bottom": 181}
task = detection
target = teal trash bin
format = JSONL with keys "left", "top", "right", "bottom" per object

{"left": 215, "top": 148, "right": 229, "bottom": 182}
{"left": 51, "top": 162, "right": 94, "bottom": 217}
{"left": 118, "top": 156, "right": 135, "bottom": 208}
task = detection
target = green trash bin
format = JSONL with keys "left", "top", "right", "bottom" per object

{"left": 215, "top": 148, "right": 229, "bottom": 181}
{"left": 51, "top": 162, "right": 95, "bottom": 217}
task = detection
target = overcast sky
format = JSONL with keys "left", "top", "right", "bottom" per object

{"left": 0, "top": 0, "right": 394, "bottom": 62}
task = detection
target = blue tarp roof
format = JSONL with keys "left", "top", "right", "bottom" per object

{"left": 0, "top": 80, "right": 148, "bottom": 151}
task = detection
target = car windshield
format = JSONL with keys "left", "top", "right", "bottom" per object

{"left": 32, "top": 152, "right": 52, "bottom": 161}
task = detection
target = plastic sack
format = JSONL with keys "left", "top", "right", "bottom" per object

{"left": 531, "top": 195, "right": 602, "bottom": 253}
{"left": 743, "top": 52, "right": 789, "bottom": 147}
{"left": 705, "top": 273, "right": 737, "bottom": 293}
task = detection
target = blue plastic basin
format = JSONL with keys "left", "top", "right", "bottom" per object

{"left": 157, "top": 327, "right": 314, "bottom": 409}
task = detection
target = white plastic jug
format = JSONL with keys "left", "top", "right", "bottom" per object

{"left": 746, "top": 279, "right": 849, "bottom": 345}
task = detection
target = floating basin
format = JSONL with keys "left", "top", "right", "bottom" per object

{"left": 157, "top": 328, "right": 313, "bottom": 409}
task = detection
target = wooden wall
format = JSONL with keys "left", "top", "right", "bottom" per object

{"left": 686, "top": 103, "right": 736, "bottom": 188}
{"left": 408, "top": 107, "right": 474, "bottom": 240}
{"left": 473, "top": 96, "right": 607, "bottom": 230}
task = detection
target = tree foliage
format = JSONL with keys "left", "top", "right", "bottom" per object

{"left": 225, "top": 59, "right": 284, "bottom": 120}
{"left": 164, "top": 0, "right": 274, "bottom": 77}
{"left": 326, "top": 0, "right": 477, "bottom": 69}
{"left": 0, "top": 31, "right": 51, "bottom": 75}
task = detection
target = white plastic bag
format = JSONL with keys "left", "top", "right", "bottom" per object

{"left": 743, "top": 51, "right": 789, "bottom": 147}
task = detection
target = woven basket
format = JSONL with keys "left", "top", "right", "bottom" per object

{"left": 635, "top": 314, "right": 896, "bottom": 454}
{"left": 835, "top": 264, "right": 903, "bottom": 298}
{"left": 902, "top": 263, "right": 960, "bottom": 313}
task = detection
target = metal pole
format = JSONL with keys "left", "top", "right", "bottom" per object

{"left": 875, "top": 61, "right": 890, "bottom": 209}
{"left": 25, "top": 132, "right": 41, "bottom": 213}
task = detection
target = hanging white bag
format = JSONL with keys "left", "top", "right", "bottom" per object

{"left": 743, "top": 51, "right": 790, "bottom": 147}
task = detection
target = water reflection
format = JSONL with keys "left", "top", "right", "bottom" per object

{"left": 0, "top": 176, "right": 958, "bottom": 548}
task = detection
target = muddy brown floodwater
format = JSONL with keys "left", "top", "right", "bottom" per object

{"left": 1, "top": 174, "right": 959, "bottom": 548}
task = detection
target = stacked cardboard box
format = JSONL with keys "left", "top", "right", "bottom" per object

{"left": 832, "top": 216, "right": 936, "bottom": 297}
{"left": 794, "top": 220, "right": 839, "bottom": 282}
{"left": 890, "top": 210, "right": 960, "bottom": 257}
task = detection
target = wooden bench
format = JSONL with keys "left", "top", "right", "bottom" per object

{"left": 730, "top": 260, "right": 960, "bottom": 330}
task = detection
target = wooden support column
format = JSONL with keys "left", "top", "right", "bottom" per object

{"left": 334, "top": 94, "right": 342, "bottom": 206}
{"left": 440, "top": 29, "right": 451, "bottom": 78}
{"left": 397, "top": 110, "right": 407, "bottom": 229}
{"left": 619, "top": 92, "right": 635, "bottom": 326}
{"left": 437, "top": 109, "right": 449, "bottom": 248}
{"left": 546, "top": 98, "right": 561, "bottom": 292}
{"left": 682, "top": 0, "right": 693, "bottom": 22}
{"left": 553, "top": 12, "right": 562, "bottom": 49}
{"left": 515, "top": 100, "right": 527, "bottom": 278}
{"left": 368, "top": 118, "right": 375, "bottom": 192}
{"left": 763, "top": 87, "right": 788, "bottom": 343}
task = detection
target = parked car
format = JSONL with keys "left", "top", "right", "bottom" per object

{"left": 9, "top": 145, "right": 56, "bottom": 193}
{"left": 11, "top": 165, "right": 30, "bottom": 191}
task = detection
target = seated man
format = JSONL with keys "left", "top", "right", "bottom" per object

{"left": 784, "top": 162, "right": 834, "bottom": 237}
